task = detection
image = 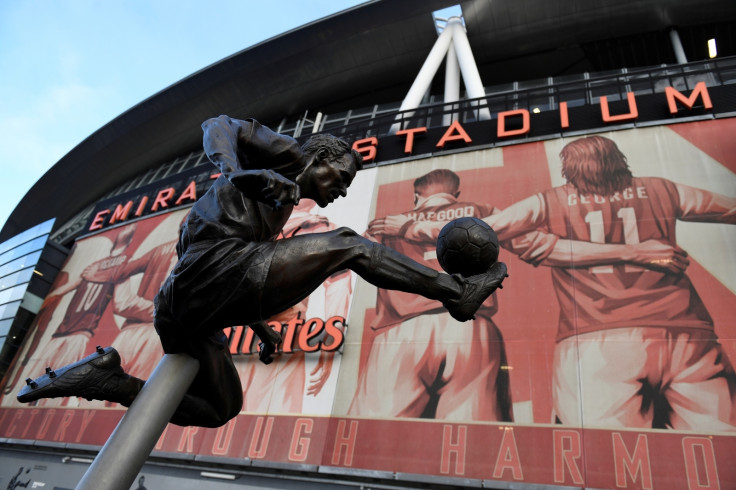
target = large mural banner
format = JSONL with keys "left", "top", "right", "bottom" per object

{"left": 1, "top": 209, "right": 188, "bottom": 407}
{"left": 0, "top": 118, "right": 734, "bottom": 489}
{"left": 333, "top": 119, "right": 736, "bottom": 488}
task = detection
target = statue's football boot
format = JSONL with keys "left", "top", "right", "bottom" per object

{"left": 17, "top": 346, "right": 140, "bottom": 406}
{"left": 443, "top": 261, "right": 508, "bottom": 322}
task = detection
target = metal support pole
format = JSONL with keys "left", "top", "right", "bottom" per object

{"left": 312, "top": 112, "right": 323, "bottom": 133}
{"left": 669, "top": 28, "right": 688, "bottom": 64}
{"left": 448, "top": 17, "right": 491, "bottom": 121}
{"left": 443, "top": 39, "right": 460, "bottom": 126}
{"left": 391, "top": 22, "right": 453, "bottom": 133}
{"left": 76, "top": 354, "right": 200, "bottom": 490}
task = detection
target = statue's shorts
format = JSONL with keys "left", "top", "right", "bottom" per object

{"left": 150, "top": 238, "right": 279, "bottom": 425}
{"left": 154, "top": 237, "right": 278, "bottom": 354}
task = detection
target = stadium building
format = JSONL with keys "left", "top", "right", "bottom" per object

{"left": 1, "top": 0, "right": 735, "bottom": 488}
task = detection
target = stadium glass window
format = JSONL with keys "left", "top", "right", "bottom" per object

{"left": 0, "top": 319, "right": 11, "bottom": 337}
{"left": 0, "top": 301, "right": 21, "bottom": 321}
{"left": 277, "top": 120, "right": 299, "bottom": 136}
{"left": 484, "top": 82, "right": 516, "bottom": 97}
{"left": 588, "top": 78, "right": 624, "bottom": 101}
{"left": 626, "top": 73, "right": 657, "bottom": 95}
{"left": 0, "top": 251, "right": 42, "bottom": 280}
{"left": 0, "top": 283, "right": 29, "bottom": 305}
{"left": 0, "top": 235, "right": 48, "bottom": 267}
{"left": 178, "top": 152, "right": 205, "bottom": 173}
{"left": 175, "top": 156, "right": 196, "bottom": 174}
{"left": 0, "top": 268, "right": 35, "bottom": 293}
{"left": 715, "top": 57, "right": 736, "bottom": 84}
{"left": 0, "top": 220, "right": 53, "bottom": 256}
{"left": 528, "top": 93, "right": 553, "bottom": 113}
{"left": 517, "top": 79, "right": 549, "bottom": 90}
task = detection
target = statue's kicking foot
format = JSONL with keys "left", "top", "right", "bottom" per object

{"left": 443, "top": 262, "right": 508, "bottom": 322}
{"left": 17, "top": 346, "right": 140, "bottom": 406}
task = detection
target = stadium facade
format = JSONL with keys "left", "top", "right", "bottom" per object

{"left": 1, "top": 0, "right": 735, "bottom": 488}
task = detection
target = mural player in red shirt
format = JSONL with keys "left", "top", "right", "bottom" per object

{"left": 350, "top": 169, "right": 517, "bottom": 421}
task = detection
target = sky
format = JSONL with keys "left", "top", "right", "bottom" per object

{"left": 0, "top": 0, "right": 367, "bottom": 236}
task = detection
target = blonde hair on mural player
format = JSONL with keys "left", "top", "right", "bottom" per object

{"left": 560, "top": 135, "right": 634, "bottom": 196}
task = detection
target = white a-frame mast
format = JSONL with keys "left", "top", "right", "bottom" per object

{"left": 393, "top": 15, "right": 490, "bottom": 132}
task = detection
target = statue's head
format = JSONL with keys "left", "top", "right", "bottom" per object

{"left": 560, "top": 135, "right": 633, "bottom": 195}
{"left": 297, "top": 134, "right": 363, "bottom": 207}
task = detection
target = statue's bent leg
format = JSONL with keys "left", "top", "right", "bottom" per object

{"left": 167, "top": 332, "right": 243, "bottom": 428}
{"left": 17, "top": 331, "right": 241, "bottom": 428}
{"left": 154, "top": 298, "right": 243, "bottom": 428}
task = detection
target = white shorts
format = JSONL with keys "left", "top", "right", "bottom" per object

{"left": 553, "top": 327, "right": 736, "bottom": 431}
{"left": 237, "top": 352, "right": 306, "bottom": 414}
{"left": 349, "top": 312, "right": 511, "bottom": 421}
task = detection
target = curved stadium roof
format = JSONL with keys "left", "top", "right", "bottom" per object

{"left": 2, "top": 0, "right": 735, "bottom": 242}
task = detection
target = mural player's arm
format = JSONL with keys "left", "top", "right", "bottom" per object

{"left": 369, "top": 194, "right": 691, "bottom": 274}
{"left": 81, "top": 251, "right": 149, "bottom": 284}
{"left": 113, "top": 250, "right": 161, "bottom": 323}
{"left": 307, "top": 269, "right": 351, "bottom": 396}
{"left": 675, "top": 182, "right": 736, "bottom": 224}
{"left": 515, "top": 183, "right": 735, "bottom": 267}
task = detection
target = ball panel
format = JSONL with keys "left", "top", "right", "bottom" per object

{"left": 436, "top": 217, "right": 499, "bottom": 275}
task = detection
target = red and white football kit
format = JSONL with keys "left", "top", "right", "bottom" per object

{"left": 496, "top": 177, "right": 736, "bottom": 429}
{"left": 111, "top": 240, "right": 178, "bottom": 379}
{"left": 349, "top": 193, "right": 513, "bottom": 421}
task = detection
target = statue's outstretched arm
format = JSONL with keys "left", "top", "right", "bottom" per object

{"left": 201, "top": 115, "right": 301, "bottom": 208}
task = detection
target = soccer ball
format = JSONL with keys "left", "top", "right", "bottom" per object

{"left": 436, "top": 217, "right": 499, "bottom": 276}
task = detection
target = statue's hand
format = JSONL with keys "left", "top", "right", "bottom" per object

{"left": 230, "top": 169, "right": 300, "bottom": 210}
{"left": 261, "top": 170, "right": 300, "bottom": 210}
